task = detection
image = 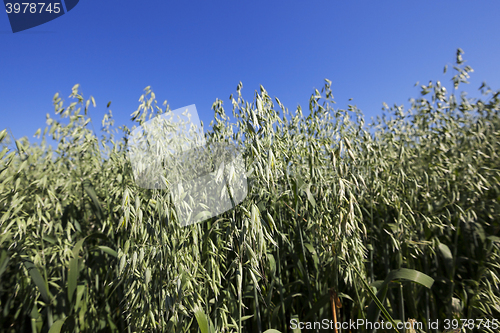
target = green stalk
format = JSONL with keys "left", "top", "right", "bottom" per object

{"left": 254, "top": 281, "right": 262, "bottom": 333}
{"left": 423, "top": 249, "right": 430, "bottom": 329}
{"left": 449, "top": 215, "right": 460, "bottom": 316}
{"left": 38, "top": 213, "right": 53, "bottom": 328}
{"left": 398, "top": 264, "right": 405, "bottom": 333}
{"left": 398, "top": 207, "right": 405, "bottom": 333}
{"left": 295, "top": 178, "right": 313, "bottom": 313}
{"left": 277, "top": 206, "right": 285, "bottom": 330}
{"left": 225, "top": 172, "right": 242, "bottom": 332}
{"left": 351, "top": 264, "right": 399, "bottom": 332}
{"left": 238, "top": 258, "right": 242, "bottom": 333}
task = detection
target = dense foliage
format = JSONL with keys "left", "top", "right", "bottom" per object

{"left": 1, "top": 50, "right": 499, "bottom": 333}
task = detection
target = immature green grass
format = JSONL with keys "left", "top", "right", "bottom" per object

{"left": 1, "top": 49, "right": 499, "bottom": 333}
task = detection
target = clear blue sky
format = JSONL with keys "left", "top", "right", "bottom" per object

{"left": 1, "top": 1, "right": 499, "bottom": 143}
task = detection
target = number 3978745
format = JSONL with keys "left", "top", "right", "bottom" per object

{"left": 5, "top": 3, "right": 61, "bottom": 14}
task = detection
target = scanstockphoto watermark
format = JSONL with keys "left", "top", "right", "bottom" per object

{"left": 290, "top": 318, "right": 424, "bottom": 331}
{"left": 128, "top": 104, "right": 248, "bottom": 227}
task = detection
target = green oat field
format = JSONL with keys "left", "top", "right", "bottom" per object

{"left": 0, "top": 50, "right": 499, "bottom": 333}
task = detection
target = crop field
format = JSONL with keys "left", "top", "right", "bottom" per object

{"left": 0, "top": 50, "right": 499, "bottom": 333}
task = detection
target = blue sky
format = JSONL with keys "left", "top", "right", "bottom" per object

{"left": 1, "top": 1, "right": 499, "bottom": 144}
